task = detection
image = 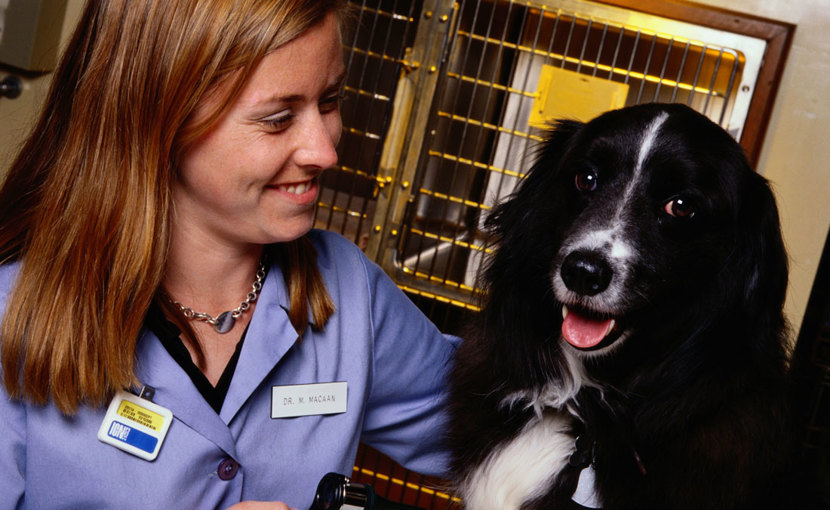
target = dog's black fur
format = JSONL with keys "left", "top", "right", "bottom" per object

{"left": 449, "top": 103, "right": 796, "bottom": 509}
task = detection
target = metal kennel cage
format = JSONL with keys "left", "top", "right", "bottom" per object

{"left": 316, "top": 0, "right": 792, "bottom": 506}
{"left": 317, "top": 0, "right": 792, "bottom": 316}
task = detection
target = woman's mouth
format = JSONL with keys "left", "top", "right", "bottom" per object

{"left": 278, "top": 181, "right": 312, "bottom": 195}
{"left": 268, "top": 176, "right": 319, "bottom": 204}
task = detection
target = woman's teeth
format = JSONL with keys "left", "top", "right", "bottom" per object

{"left": 279, "top": 182, "right": 310, "bottom": 195}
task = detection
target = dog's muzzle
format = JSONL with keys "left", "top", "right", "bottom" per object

{"left": 558, "top": 249, "right": 621, "bottom": 350}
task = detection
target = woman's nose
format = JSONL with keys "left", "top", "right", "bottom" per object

{"left": 294, "top": 111, "right": 340, "bottom": 170}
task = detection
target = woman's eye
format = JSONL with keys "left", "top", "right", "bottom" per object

{"left": 575, "top": 168, "right": 598, "bottom": 192}
{"left": 260, "top": 111, "right": 294, "bottom": 132}
{"left": 319, "top": 93, "right": 343, "bottom": 113}
{"left": 664, "top": 196, "right": 695, "bottom": 219}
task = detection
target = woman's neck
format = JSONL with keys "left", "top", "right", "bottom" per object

{"left": 162, "top": 228, "right": 267, "bottom": 386}
{"left": 163, "top": 225, "right": 265, "bottom": 314}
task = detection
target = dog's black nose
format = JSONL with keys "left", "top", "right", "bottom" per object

{"left": 560, "top": 250, "right": 613, "bottom": 296}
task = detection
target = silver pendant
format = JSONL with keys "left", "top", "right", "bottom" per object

{"left": 213, "top": 311, "right": 236, "bottom": 334}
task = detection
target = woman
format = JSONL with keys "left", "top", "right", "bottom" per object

{"left": 0, "top": 1, "right": 457, "bottom": 508}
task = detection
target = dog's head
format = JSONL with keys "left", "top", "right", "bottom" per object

{"left": 481, "top": 103, "right": 787, "bottom": 370}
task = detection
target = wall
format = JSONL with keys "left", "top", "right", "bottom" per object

{"left": 1, "top": 0, "right": 828, "bottom": 336}
{"left": 0, "top": 0, "right": 82, "bottom": 170}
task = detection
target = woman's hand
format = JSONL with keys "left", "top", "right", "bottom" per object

{"left": 226, "top": 502, "right": 297, "bottom": 510}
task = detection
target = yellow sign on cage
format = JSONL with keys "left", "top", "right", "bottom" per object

{"left": 529, "top": 65, "right": 629, "bottom": 127}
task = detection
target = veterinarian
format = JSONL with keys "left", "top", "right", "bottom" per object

{"left": 0, "top": 1, "right": 457, "bottom": 508}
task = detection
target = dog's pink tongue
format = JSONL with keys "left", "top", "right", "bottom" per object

{"left": 562, "top": 309, "right": 614, "bottom": 348}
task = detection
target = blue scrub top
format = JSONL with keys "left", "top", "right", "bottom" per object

{"left": 0, "top": 229, "right": 459, "bottom": 509}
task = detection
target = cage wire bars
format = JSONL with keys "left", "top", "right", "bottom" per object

{"left": 320, "top": 4, "right": 460, "bottom": 506}
{"left": 314, "top": 1, "right": 422, "bottom": 250}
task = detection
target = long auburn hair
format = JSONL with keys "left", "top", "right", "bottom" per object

{"left": 0, "top": 0, "right": 344, "bottom": 414}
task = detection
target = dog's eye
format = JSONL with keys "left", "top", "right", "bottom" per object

{"left": 664, "top": 197, "right": 695, "bottom": 219}
{"left": 575, "top": 169, "right": 598, "bottom": 192}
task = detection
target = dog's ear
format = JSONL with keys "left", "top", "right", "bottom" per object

{"left": 727, "top": 171, "right": 789, "bottom": 350}
{"left": 474, "top": 120, "right": 583, "bottom": 384}
{"left": 484, "top": 119, "right": 583, "bottom": 249}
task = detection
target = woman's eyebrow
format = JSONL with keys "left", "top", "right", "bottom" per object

{"left": 254, "top": 71, "right": 347, "bottom": 108}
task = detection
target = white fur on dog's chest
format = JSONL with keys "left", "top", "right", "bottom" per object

{"left": 459, "top": 413, "right": 577, "bottom": 510}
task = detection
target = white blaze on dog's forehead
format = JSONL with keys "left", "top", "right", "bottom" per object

{"left": 635, "top": 111, "right": 670, "bottom": 174}
{"left": 610, "top": 110, "right": 670, "bottom": 228}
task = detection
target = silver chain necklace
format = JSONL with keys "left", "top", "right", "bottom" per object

{"left": 170, "top": 261, "right": 266, "bottom": 334}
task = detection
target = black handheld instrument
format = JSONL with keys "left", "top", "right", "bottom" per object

{"left": 310, "top": 472, "right": 424, "bottom": 510}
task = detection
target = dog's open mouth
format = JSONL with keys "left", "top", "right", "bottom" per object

{"left": 561, "top": 305, "right": 622, "bottom": 351}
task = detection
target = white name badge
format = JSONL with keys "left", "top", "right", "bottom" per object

{"left": 271, "top": 382, "right": 347, "bottom": 418}
{"left": 97, "top": 390, "right": 173, "bottom": 461}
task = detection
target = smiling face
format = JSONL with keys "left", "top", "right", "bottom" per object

{"left": 173, "top": 12, "right": 344, "bottom": 250}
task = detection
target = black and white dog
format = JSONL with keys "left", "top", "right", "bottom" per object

{"left": 449, "top": 103, "right": 795, "bottom": 510}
